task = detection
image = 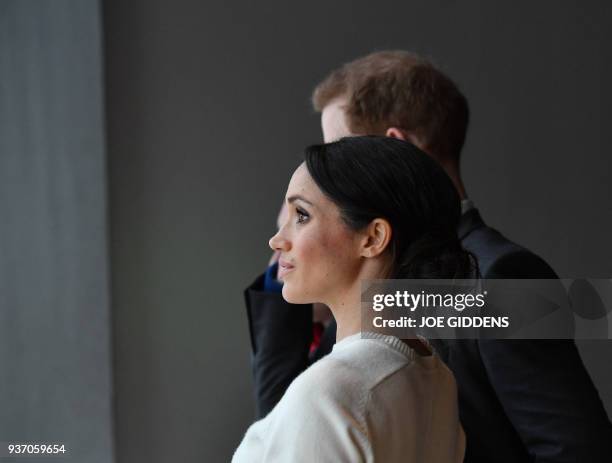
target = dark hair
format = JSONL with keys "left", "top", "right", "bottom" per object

{"left": 304, "top": 136, "right": 476, "bottom": 279}
{"left": 312, "top": 50, "right": 469, "bottom": 163}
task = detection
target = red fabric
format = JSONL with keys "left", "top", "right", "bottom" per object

{"left": 309, "top": 322, "right": 324, "bottom": 355}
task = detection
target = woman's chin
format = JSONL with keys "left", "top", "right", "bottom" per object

{"left": 281, "top": 285, "right": 312, "bottom": 305}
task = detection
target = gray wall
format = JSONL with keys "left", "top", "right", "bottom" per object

{"left": 0, "top": 1, "right": 113, "bottom": 462}
{"left": 103, "top": 1, "right": 612, "bottom": 461}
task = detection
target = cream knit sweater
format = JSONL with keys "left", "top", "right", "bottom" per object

{"left": 233, "top": 332, "right": 465, "bottom": 462}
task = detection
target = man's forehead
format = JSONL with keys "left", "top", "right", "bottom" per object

{"left": 321, "top": 97, "right": 353, "bottom": 143}
{"left": 322, "top": 97, "right": 347, "bottom": 119}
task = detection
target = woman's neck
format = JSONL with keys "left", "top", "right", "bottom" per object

{"left": 328, "top": 260, "right": 389, "bottom": 342}
{"left": 334, "top": 314, "right": 362, "bottom": 341}
{"left": 326, "top": 286, "right": 363, "bottom": 342}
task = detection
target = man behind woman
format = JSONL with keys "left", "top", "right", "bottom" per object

{"left": 244, "top": 51, "right": 612, "bottom": 461}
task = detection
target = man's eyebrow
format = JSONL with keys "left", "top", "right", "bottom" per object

{"left": 286, "top": 195, "right": 314, "bottom": 206}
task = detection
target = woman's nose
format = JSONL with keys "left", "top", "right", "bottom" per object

{"left": 269, "top": 230, "right": 290, "bottom": 252}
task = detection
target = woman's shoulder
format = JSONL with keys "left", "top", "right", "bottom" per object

{"left": 287, "top": 334, "right": 419, "bottom": 404}
{"left": 286, "top": 351, "right": 367, "bottom": 405}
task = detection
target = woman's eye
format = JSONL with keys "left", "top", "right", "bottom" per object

{"left": 296, "top": 208, "right": 310, "bottom": 224}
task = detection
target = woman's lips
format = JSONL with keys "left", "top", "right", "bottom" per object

{"left": 277, "top": 259, "right": 295, "bottom": 279}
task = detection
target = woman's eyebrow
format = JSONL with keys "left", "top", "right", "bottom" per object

{"left": 286, "top": 195, "right": 314, "bottom": 207}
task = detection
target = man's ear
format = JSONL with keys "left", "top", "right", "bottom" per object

{"left": 360, "top": 218, "right": 392, "bottom": 258}
{"left": 385, "top": 127, "right": 407, "bottom": 141}
{"left": 385, "top": 127, "right": 430, "bottom": 155}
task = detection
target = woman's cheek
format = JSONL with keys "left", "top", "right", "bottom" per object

{"left": 298, "top": 233, "right": 332, "bottom": 292}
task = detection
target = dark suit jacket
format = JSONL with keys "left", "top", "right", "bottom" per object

{"left": 245, "top": 209, "right": 612, "bottom": 462}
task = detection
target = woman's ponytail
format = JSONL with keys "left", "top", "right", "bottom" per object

{"left": 393, "top": 231, "right": 477, "bottom": 279}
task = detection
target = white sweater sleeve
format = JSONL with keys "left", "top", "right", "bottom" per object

{"left": 233, "top": 361, "right": 372, "bottom": 463}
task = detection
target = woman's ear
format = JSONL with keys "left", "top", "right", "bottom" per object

{"left": 360, "top": 219, "right": 392, "bottom": 258}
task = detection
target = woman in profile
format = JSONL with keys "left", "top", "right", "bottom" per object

{"left": 233, "top": 136, "right": 473, "bottom": 462}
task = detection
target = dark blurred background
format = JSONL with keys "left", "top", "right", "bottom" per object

{"left": 2, "top": 0, "right": 611, "bottom": 461}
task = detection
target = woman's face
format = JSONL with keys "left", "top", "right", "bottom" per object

{"left": 269, "top": 164, "right": 365, "bottom": 305}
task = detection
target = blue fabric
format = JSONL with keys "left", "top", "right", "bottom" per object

{"left": 263, "top": 262, "right": 283, "bottom": 293}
